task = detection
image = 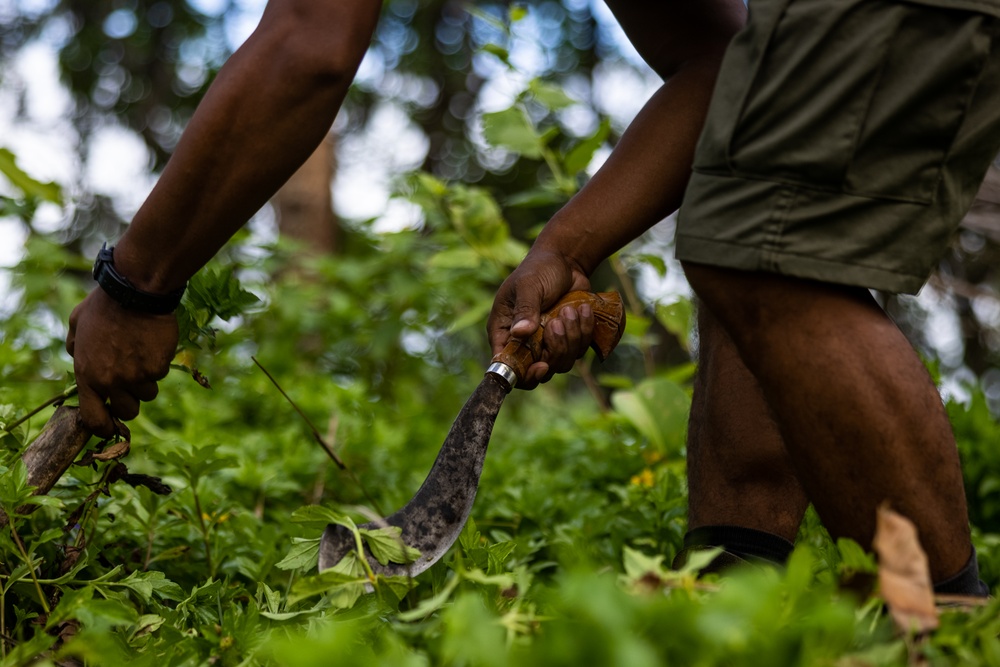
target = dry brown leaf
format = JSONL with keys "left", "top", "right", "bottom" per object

{"left": 873, "top": 504, "right": 939, "bottom": 634}
{"left": 92, "top": 440, "right": 131, "bottom": 461}
{"left": 74, "top": 439, "right": 131, "bottom": 468}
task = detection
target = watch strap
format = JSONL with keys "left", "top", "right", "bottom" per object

{"left": 93, "top": 244, "right": 185, "bottom": 315}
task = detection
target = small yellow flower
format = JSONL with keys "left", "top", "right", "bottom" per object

{"left": 642, "top": 450, "right": 664, "bottom": 465}
{"left": 630, "top": 468, "right": 655, "bottom": 487}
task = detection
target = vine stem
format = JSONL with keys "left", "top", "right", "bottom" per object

{"left": 351, "top": 524, "right": 378, "bottom": 589}
{"left": 2, "top": 385, "right": 78, "bottom": 436}
{"left": 8, "top": 522, "right": 50, "bottom": 615}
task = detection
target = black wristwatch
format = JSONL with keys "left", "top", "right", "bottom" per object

{"left": 92, "top": 244, "right": 185, "bottom": 314}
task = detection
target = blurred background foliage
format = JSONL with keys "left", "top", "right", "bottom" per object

{"left": 1, "top": 0, "right": 1000, "bottom": 665}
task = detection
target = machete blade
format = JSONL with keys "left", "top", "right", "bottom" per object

{"left": 317, "top": 290, "right": 624, "bottom": 578}
{"left": 318, "top": 373, "right": 509, "bottom": 576}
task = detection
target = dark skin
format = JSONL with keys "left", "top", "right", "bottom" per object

{"left": 68, "top": 0, "right": 744, "bottom": 425}
{"left": 489, "top": 0, "right": 748, "bottom": 386}
{"left": 488, "top": 0, "right": 974, "bottom": 582}
{"left": 67, "top": 0, "right": 383, "bottom": 437}
{"left": 67, "top": 0, "right": 972, "bottom": 583}
{"left": 684, "top": 305, "right": 808, "bottom": 542}
{"left": 682, "top": 265, "right": 972, "bottom": 580}
{"left": 487, "top": 0, "right": 810, "bottom": 545}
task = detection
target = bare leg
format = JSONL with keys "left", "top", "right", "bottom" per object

{"left": 687, "top": 305, "right": 808, "bottom": 543}
{"left": 684, "top": 264, "right": 972, "bottom": 581}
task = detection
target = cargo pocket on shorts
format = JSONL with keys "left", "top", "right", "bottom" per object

{"left": 844, "top": 10, "right": 993, "bottom": 204}
{"left": 726, "top": 0, "right": 993, "bottom": 205}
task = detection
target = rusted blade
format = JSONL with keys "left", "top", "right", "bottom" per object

{"left": 318, "top": 373, "right": 509, "bottom": 576}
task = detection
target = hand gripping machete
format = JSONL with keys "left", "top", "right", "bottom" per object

{"left": 318, "top": 291, "right": 625, "bottom": 576}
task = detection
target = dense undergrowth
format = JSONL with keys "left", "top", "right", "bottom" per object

{"left": 3, "top": 41, "right": 1000, "bottom": 665}
{"left": 2, "top": 213, "right": 1000, "bottom": 665}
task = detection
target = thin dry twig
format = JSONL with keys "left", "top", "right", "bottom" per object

{"left": 251, "top": 356, "right": 384, "bottom": 516}
{"left": 2, "top": 385, "right": 78, "bottom": 437}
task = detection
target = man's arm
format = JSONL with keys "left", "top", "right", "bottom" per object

{"left": 66, "top": 0, "right": 382, "bottom": 436}
{"left": 487, "top": 0, "right": 746, "bottom": 388}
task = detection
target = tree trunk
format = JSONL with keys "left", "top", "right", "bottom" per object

{"left": 272, "top": 132, "right": 340, "bottom": 254}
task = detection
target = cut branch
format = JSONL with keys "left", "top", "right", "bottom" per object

{"left": 0, "top": 406, "right": 92, "bottom": 527}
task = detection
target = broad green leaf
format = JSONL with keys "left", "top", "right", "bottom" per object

{"left": 622, "top": 546, "right": 669, "bottom": 581}
{"left": 276, "top": 537, "right": 321, "bottom": 571}
{"left": 486, "top": 541, "right": 517, "bottom": 574}
{"left": 360, "top": 526, "right": 421, "bottom": 567}
{"left": 564, "top": 119, "right": 610, "bottom": 176}
{"left": 0, "top": 148, "right": 62, "bottom": 203}
{"left": 288, "top": 569, "right": 365, "bottom": 601}
{"left": 633, "top": 253, "right": 667, "bottom": 278}
{"left": 0, "top": 459, "right": 31, "bottom": 509}
{"left": 288, "top": 553, "right": 367, "bottom": 607}
{"left": 177, "top": 578, "right": 223, "bottom": 612}
{"left": 45, "top": 586, "right": 95, "bottom": 629}
{"left": 674, "top": 547, "right": 722, "bottom": 576}
{"left": 459, "top": 517, "right": 482, "bottom": 553}
{"left": 836, "top": 538, "right": 877, "bottom": 574}
{"left": 397, "top": 574, "right": 461, "bottom": 622}
{"left": 611, "top": 376, "right": 690, "bottom": 453}
{"left": 504, "top": 186, "right": 568, "bottom": 208}
{"left": 509, "top": 5, "right": 527, "bottom": 21}
{"left": 482, "top": 43, "right": 510, "bottom": 66}
{"left": 257, "top": 582, "right": 282, "bottom": 615}
{"left": 463, "top": 568, "right": 515, "bottom": 589}
{"left": 381, "top": 575, "right": 421, "bottom": 598}
{"left": 259, "top": 609, "right": 317, "bottom": 621}
{"left": 118, "top": 570, "right": 185, "bottom": 603}
{"left": 76, "top": 598, "right": 138, "bottom": 630}
{"left": 20, "top": 494, "right": 63, "bottom": 510}
{"left": 623, "top": 312, "right": 651, "bottom": 339}
{"left": 656, "top": 299, "right": 694, "bottom": 351}
{"left": 289, "top": 505, "right": 357, "bottom": 532}
{"left": 528, "top": 79, "right": 575, "bottom": 110}
{"left": 129, "top": 614, "right": 166, "bottom": 641}
{"left": 784, "top": 545, "right": 817, "bottom": 592}
{"left": 482, "top": 108, "right": 542, "bottom": 158}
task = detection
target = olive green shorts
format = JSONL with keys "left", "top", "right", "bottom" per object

{"left": 676, "top": 0, "right": 1000, "bottom": 294}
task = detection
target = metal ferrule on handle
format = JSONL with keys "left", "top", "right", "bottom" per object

{"left": 488, "top": 291, "right": 626, "bottom": 389}
{"left": 486, "top": 362, "right": 517, "bottom": 390}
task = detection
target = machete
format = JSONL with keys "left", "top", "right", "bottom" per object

{"left": 318, "top": 290, "right": 625, "bottom": 576}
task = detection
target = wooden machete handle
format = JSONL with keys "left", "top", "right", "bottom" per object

{"left": 490, "top": 290, "right": 625, "bottom": 383}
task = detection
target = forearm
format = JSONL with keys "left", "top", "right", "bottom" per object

{"left": 114, "top": 0, "right": 381, "bottom": 292}
{"left": 532, "top": 54, "right": 728, "bottom": 276}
